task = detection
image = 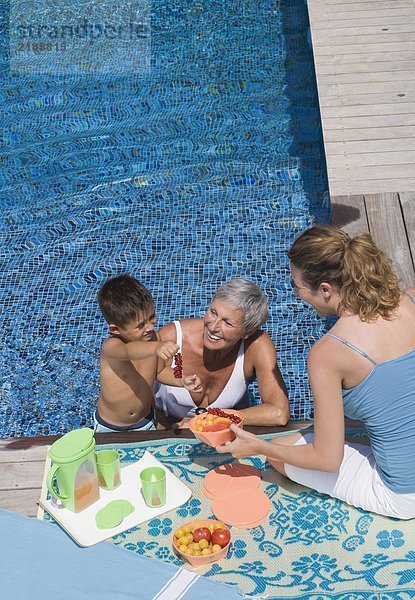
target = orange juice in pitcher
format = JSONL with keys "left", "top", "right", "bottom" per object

{"left": 46, "top": 428, "right": 100, "bottom": 513}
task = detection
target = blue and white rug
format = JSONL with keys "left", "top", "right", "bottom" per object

{"left": 44, "top": 434, "right": 415, "bottom": 599}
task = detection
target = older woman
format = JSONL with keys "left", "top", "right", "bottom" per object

{"left": 155, "top": 278, "right": 290, "bottom": 428}
{"left": 218, "top": 226, "right": 415, "bottom": 519}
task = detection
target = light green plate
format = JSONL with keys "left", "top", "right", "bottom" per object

{"left": 95, "top": 500, "right": 135, "bottom": 530}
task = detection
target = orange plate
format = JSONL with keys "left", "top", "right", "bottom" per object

{"left": 172, "top": 519, "right": 231, "bottom": 567}
{"left": 211, "top": 488, "right": 270, "bottom": 529}
{"left": 203, "top": 463, "right": 262, "bottom": 500}
{"left": 188, "top": 409, "right": 244, "bottom": 447}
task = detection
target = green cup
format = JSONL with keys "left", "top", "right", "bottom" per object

{"left": 140, "top": 466, "right": 166, "bottom": 507}
{"left": 95, "top": 450, "right": 121, "bottom": 491}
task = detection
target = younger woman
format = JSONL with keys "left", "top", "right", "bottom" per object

{"left": 218, "top": 225, "right": 415, "bottom": 519}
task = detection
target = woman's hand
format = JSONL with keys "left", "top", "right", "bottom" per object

{"left": 216, "top": 424, "right": 264, "bottom": 459}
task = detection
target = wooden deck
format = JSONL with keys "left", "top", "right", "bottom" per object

{"left": 307, "top": 0, "right": 415, "bottom": 196}
{"left": 307, "top": 0, "right": 415, "bottom": 287}
{"left": 331, "top": 192, "right": 415, "bottom": 287}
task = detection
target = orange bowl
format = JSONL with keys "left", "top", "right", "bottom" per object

{"left": 188, "top": 409, "right": 244, "bottom": 447}
{"left": 172, "top": 519, "right": 231, "bottom": 567}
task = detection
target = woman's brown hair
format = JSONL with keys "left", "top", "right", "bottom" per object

{"left": 288, "top": 225, "right": 401, "bottom": 321}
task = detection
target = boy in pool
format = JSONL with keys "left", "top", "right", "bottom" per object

{"left": 95, "top": 274, "right": 203, "bottom": 432}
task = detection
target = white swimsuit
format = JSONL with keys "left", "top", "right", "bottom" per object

{"left": 154, "top": 321, "right": 249, "bottom": 419}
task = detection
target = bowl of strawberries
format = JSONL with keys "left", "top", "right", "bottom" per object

{"left": 188, "top": 408, "right": 244, "bottom": 447}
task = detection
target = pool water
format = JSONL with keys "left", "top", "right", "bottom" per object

{"left": 0, "top": 0, "right": 330, "bottom": 437}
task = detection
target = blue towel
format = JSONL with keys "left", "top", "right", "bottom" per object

{"left": 0, "top": 509, "right": 243, "bottom": 600}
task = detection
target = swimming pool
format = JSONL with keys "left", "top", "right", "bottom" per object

{"left": 1, "top": 0, "right": 330, "bottom": 438}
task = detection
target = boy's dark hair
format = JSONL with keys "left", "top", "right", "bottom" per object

{"left": 97, "top": 274, "right": 154, "bottom": 327}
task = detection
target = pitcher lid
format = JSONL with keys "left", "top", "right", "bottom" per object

{"left": 49, "top": 428, "right": 95, "bottom": 462}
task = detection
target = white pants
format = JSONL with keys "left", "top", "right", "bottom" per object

{"left": 284, "top": 433, "right": 415, "bottom": 519}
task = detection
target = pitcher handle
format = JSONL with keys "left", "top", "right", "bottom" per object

{"left": 46, "top": 463, "right": 68, "bottom": 501}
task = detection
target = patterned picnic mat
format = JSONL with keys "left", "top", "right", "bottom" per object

{"left": 44, "top": 434, "right": 415, "bottom": 599}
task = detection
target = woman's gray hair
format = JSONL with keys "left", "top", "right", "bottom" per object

{"left": 213, "top": 278, "right": 269, "bottom": 334}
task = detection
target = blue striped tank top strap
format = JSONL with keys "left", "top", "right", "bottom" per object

{"left": 404, "top": 291, "right": 415, "bottom": 304}
{"left": 326, "top": 332, "right": 377, "bottom": 365}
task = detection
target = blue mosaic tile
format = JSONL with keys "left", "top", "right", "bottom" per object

{"left": 0, "top": 0, "right": 331, "bottom": 437}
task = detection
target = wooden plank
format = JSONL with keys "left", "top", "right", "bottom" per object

{"left": 323, "top": 114, "right": 415, "bottom": 130}
{"left": 324, "top": 126, "right": 415, "bottom": 143}
{"left": 313, "top": 32, "right": 415, "bottom": 47}
{"left": 317, "top": 61, "right": 415, "bottom": 76}
{"left": 312, "top": 24, "right": 415, "bottom": 39}
{"left": 0, "top": 461, "right": 47, "bottom": 490}
{"left": 310, "top": 15, "right": 415, "bottom": 31}
{"left": 399, "top": 192, "right": 415, "bottom": 272}
{"left": 365, "top": 194, "right": 415, "bottom": 287}
{"left": 319, "top": 92, "right": 413, "bottom": 108}
{"left": 320, "top": 0, "right": 413, "bottom": 8}
{"left": 329, "top": 165, "right": 415, "bottom": 181}
{"left": 326, "top": 151, "right": 415, "bottom": 168}
{"left": 323, "top": 0, "right": 411, "bottom": 5}
{"left": 315, "top": 51, "right": 415, "bottom": 66}
{"left": 325, "top": 139, "right": 415, "bottom": 155}
{"left": 0, "top": 490, "right": 41, "bottom": 517}
{"left": 318, "top": 81, "right": 415, "bottom": 96}
{"left": 316, "top": 43, "right": 415, "bottom": 57}
{"left": 321, "top": 103, "right": 415, "bottom": 118}
{"left": 0, "top": 440, "right": 48, "bottom": 463}
{"left": 330, "top": 195, "right": 369, "bottom": 236}
{"left": 310, "top": 9, "right": 415, "bottom": 21}
{"left": 330, "top": 178, "right": 415, "bottom": 192}
{"left": 316, "top": 71, "right": 415, "bottom": 86}
{"left": 329, "top": 179, "right": 415, "bottom": 196}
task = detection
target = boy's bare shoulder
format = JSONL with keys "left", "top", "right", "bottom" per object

{"left": 101, "top": 335, "right": 124, "bottom": 357}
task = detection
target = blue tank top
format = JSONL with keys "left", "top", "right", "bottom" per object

{"left": 326, "top": 292, "right": 415, "bottom": 494}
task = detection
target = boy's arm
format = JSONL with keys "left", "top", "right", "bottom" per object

{"left": 102, "top": 337, "right": 179, "bottom": 361}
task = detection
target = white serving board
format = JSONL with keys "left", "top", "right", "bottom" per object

{"left": 39, "top": 451, "right": 192, "bottom": 547}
